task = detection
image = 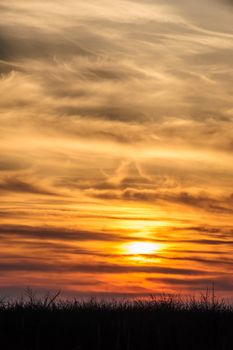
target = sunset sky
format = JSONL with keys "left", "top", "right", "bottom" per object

{"left": 0, "top": 0, "right": 233, "bottom": 299}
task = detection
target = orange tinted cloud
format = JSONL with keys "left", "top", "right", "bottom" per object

{"left": 0, "top": 0, "right": 232, "bottom": 298}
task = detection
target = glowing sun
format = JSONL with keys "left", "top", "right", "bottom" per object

{"left": 125, "top": 242, "right": 161, "bottom": 255}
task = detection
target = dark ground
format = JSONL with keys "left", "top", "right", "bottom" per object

{"left": 0, "top": 291, "right": 233, "bottom": 350}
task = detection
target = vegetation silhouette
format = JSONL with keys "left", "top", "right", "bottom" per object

{"left": 0, "top": 288, "right": 232, "bottom": 350}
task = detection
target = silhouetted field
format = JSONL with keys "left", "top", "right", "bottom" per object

{"left": 0, "top": 290, "right": 232, "bottom": 350}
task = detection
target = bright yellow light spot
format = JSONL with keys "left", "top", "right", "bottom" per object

{"left": 125, "top": 242, "right": 162, "bottom": 255}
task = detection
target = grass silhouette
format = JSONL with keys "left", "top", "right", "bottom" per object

{"left": 0, "top": 288, "right": 232, "bottom": 350}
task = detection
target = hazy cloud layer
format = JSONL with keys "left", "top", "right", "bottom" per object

{"left": 0, "top": 0, "right": 232, "bottom": 297}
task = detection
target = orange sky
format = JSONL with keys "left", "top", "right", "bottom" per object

{"left": 0, "top": 0, "right": 233, "bottom": 299}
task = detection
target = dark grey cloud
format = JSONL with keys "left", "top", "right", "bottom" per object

{"left": 147, "top": 276, "right": 233, "bottom": 292}
{"left": 86, "top": 187, "right": 233, "bottom": 215}
{"left": 0, "top": 157, "right": 29, "bottom": 171}
{"left": 152, "top": 237, "right": 233, "bottom": 246}
{"left": 0, "top": 224, "right": 129, "bottom": 243}
{"left": 155, "top": 254, "right": 233, "bottom": 268}
{"left": 0, "top": 285, "right": 154, "bottom": 300}
{"left": 223, "top": 0, "right": 233, "bottom": 5}
{"left": 0, "top": 60, "right": 19, "bottom": 75}
{"left": 0, "top": 241, "right": 114, "bottom": 259}
{"left": 0, "top": 260, "right": 207, "bottom": 276}
{"left": 169, "top": 192, "right": 233, "bottom": 214}
{"left": 0, "top": 24, "right": 94, "bottom": 62}
{"left": 187, "top": 238, "right": 233, "bottom": 245}
{"left": 175, "top": 226, "right": 224, "bottom": 234}
{"left": 166, "top": 249, "right": 227, "bottom": 255}
{"left": 0, "top": 177, "right": 57, "bottom": 196}
{"left": 56, "top": 105, "right": 146, "bottom": 122}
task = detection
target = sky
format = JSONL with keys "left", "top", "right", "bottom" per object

{"left": 0, "top": 0, "right": 233, "bottom": 299}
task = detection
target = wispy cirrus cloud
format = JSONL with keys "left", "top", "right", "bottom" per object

{"left": 0, "top": 0, "right": 233, "bottom": 297}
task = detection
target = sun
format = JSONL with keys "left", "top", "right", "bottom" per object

{"left": 125, "top": 242, "right": 161, "bottom": 255}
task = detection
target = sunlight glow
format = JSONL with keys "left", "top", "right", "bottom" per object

{"left": 124, "top": 242, "right": 162, "bottom": 255}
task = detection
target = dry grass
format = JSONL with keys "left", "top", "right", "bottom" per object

{"left": 0, "top": 289, "right": 232, "bottom": 350}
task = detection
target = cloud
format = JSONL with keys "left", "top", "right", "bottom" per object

{"left": 156, "top": 254, "right": 233, "bottom": 268}
{"left": 85, "top": 187, "right": 233, "bottom": 214}
{"left": 147, "top": 276, "right": 233, "bottom": 292}
{"left": 0, "top": 157, "right": 28, "bottom": 171}
{"left": 0, "top": 285, "right": 155, "bottom": 299}
{"left": 0, "top": 260, "right": 206, "bottom": 276}
{"left": 0, "top": 224, "right": 128, "bottom": 243}
{"left": 0, "top": 177, "right": 57, "bottom": 196}
{"left": 0, "top": 0, "right": 233, "bottom": 297}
